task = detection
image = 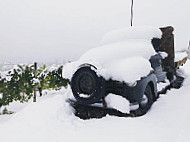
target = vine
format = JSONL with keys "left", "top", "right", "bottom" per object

{"left": 0, "top": 64, "right": 69, "bottom": 108}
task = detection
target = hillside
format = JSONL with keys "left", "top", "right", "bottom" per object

{"left": 0, "top": 1, "right": 190, "bottom": 142}
{"left": 0, "top": 61, "right": 190, "bottom": 142}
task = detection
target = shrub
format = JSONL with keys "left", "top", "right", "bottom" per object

{"left": 0, "top": 64, "right": 69, "bottom": 107}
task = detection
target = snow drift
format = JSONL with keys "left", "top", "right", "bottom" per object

{"left": 0, "top": 60, "right": 190, "bottom": 142}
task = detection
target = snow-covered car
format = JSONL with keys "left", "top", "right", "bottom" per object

{"left": 63, "top": 26, "right": 188, "bottom": 117}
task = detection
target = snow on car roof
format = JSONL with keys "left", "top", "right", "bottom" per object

{"left": 79, "top": 40, "right": 156, "bottom": 65}
{"left": 101, "top": 26, "right": 162, "bottom": 45}
{"left": 63, "top": 27, "right": 162, "bottom": 84}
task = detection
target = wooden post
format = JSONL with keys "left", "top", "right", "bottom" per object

{"left": 160, "top": 26, "right": 175, "bottom": 82}
{"left": 160, "top": 26, "right": 175, "bottom": 72}
{"left": 33, "top": 62, "right": 37, "bottom": 102}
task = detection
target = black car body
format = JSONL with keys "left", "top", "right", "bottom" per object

{"left": 64, "top": 26, "right": 187, "bottom": 117}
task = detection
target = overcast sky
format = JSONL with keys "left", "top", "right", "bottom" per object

{"left": 0, "top": 0, "right": 190, "bottom": 64}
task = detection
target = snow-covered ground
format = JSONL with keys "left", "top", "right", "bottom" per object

{"left": 0, "top": 60, "right": 190, "bottom": 142}
{"left": 1, "top": 0, "right": 190, "bottom": 141}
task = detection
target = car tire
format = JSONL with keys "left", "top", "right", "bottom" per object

{"left": 130, "top": 84, "right": 153, "bottom": 117}
{"left": 71, "top": 66, "right": 106, "bottom": 105}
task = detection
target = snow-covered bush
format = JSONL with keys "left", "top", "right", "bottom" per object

{"left": 0, "top": 65, "right": 34, "bottom": 106}
{"left": 38, "top": 65, "right": 69, "bottom": 93}
{"left": 0, "top": 64, "right": 69, "bottom": 107}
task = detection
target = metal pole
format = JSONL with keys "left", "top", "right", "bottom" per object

{"left": 131, "top": 0, "right": 134, "bottom": 27}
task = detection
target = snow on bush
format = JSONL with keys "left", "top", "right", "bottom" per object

{"left": 0, "top": 64, "right": 69, "bottom": 107}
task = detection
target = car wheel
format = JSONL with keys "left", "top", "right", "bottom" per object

{"left": 130, "top": 84, "right": 153, "bottom": 117}
{"left": 71, "top": 66, "right": 106, "bottom": 104}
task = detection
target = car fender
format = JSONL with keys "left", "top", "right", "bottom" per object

{"left": 124, "top": 72, "right": 158, "bottom": 103}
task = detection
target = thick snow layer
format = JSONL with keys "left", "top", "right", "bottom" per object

{"left": 1, "top": 60, "right": 190, "bottom": 142}
{"left": 79, "top": 41, "right": 155, "bottom": 66}
{"left": 158, "top": 52, "right": 168, "bottom": 59}
{"left": 80, "top": 27, "right": 160, "bottom": 65}
{"left": 105, "top": 94, "right": 130, "bottom": 113}
{"left": 97, "top": 56, "right": 152, "bottom": 85}
{"left": 63, "top": 31, "right": 156, "bottom": 84}
{"left": 101, "top": 26, "right": 162, "bottom": 45}
{"left": 157, "top": 79, "right": 170, "bottom": 92}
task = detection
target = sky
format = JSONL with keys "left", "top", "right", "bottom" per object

{"left": 0, "top": 0, "right": 190, "bottom": 63}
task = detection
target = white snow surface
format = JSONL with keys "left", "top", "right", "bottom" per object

{"left": 1, "top": 61, "right": 190, "bottom": 142}
{"left": 79, "top": 40, "right": 156, "bottom": 65}
{"left": 63, "top": 42, "right": 154, "bottom": 84}
{"left": 97, "top": 56, "right": 152, "bottom": 85}
{"left": 105, "top": 94, "right": 130, "bottom": 113}
{"left": 175, "top": 52, "right": 188, "bottom": 62}
{"left": 101, "top": 26, "right": 162, "bottom": 45}
{"left": 159, "top": 52, "right": 168, "bottom": 59}
{"left": 80, "top": 26, "right": 160, "bottom": 64}
{"left": 1, "top": 1, "right": 190, "bottom": 141}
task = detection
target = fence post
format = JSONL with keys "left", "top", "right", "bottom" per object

{"left": 33, "top": 62, "right": 37, "bottom": 102}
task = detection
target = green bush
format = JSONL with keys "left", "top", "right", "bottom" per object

{"left": 0, "top": 64, "right": 69, "bottom": 107}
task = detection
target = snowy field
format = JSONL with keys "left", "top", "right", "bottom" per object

{"left": 0, "top": 60, "right": 190, "bottom": 142}
{"left": 1, "top": 0, "right": 190, "bottom": 142}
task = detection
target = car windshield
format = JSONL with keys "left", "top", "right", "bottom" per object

{"left": 151, "top": 38, "right": 161, "bottom": 52}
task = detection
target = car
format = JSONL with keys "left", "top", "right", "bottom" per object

{"left": 63, "top": 26, "right": 188, "bottom": 118}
